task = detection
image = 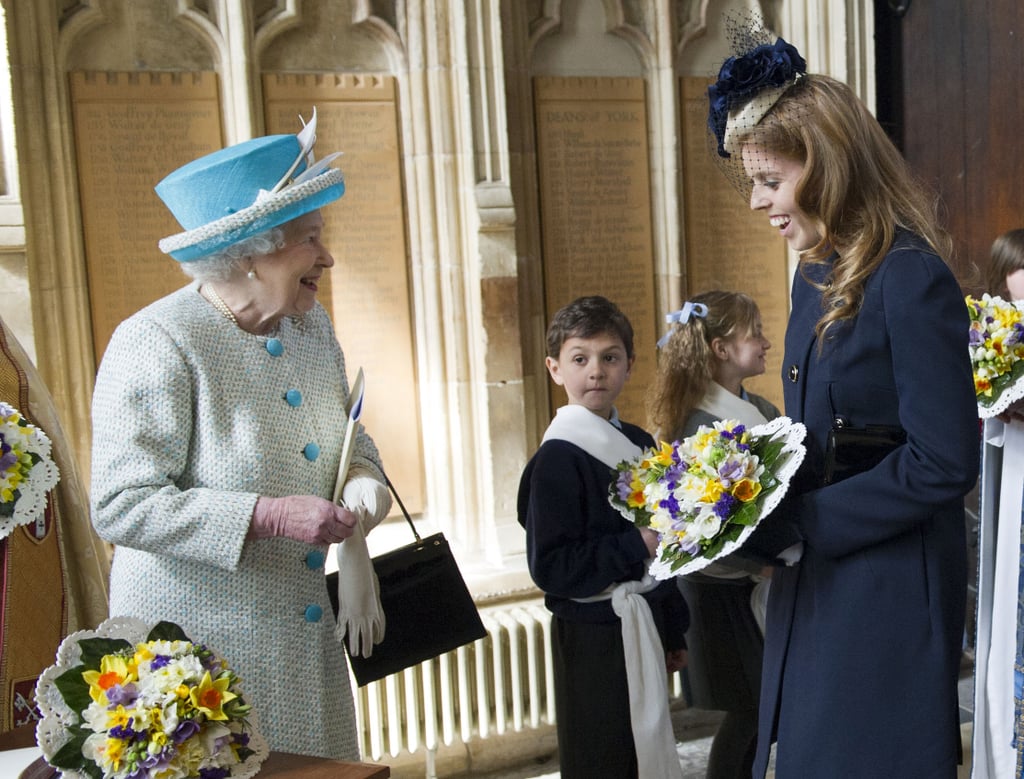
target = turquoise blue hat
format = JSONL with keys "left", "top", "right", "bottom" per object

{"left": 155, "top": 109, "right": 344, "bottom": 262}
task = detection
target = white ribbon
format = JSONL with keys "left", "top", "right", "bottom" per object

{"left": 576, "top": 576, "right": 683, "bottom": 779}
{"left": 543, "top": 405, "right": 682, "bottom": 777}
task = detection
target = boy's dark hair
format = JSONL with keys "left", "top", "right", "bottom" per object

{"left": 545, "top": 295, "right": 635, "bottom": 359}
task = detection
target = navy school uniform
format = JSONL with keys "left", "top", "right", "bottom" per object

{"left": 517, "top": 419, "right": 690, "bottom": 778}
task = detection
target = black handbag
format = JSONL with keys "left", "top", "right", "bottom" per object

{"left": 823, "top": 423, "right": 906, "bottom": 485}
{"left": 327, "top": 474, "right": 487, "bottom": 686}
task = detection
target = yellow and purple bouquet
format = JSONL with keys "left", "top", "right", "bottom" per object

{"left": 34, "top": 617, "right": 268, "bottom": 779}
{"left": 0, "top": 401, "right": 59, "bottom": 539}
{"left": 610, "top": 416, "right": 806, "bottom": 579}
{"left": 967, "top": 293, "right": 1024, "bottom": 418}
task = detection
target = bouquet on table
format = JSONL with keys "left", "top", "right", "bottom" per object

{"left": 0, "top": 400, "right": 59, "bottom": 539}
{"left": 34, "top": 616, "right": 268, "bottom": 779}
{"left": 609, "top": 416, "right": 807, "bottom": 579}
{"left": 967, "top": 293, "right": 1024, "bottom": 418}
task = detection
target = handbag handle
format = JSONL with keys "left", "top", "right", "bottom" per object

{"left": 383, "top": 471, "right": 421, "bottom": 544}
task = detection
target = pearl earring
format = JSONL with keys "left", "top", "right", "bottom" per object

{"left": 247, "top": 270, "right": 257, "bottom": 280}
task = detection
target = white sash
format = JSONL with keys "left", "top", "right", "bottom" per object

{"left": 696, "top": 381, "right": 770, "bottom": 429}
{"left": 542, "top": 404, "right": 643, "bottom": 467}
{"left": 543, "top": 405, "right": 683, "bottom": 779}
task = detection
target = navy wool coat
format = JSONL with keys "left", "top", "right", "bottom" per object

{"left": 753, "top": 232, "right": 980, "bottom": 778}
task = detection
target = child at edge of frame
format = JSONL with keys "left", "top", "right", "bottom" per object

{"left": 516, "top": 294, "right": 690, "bottom": 779}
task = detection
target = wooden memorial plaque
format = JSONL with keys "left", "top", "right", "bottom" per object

{"left": 533, "top": 76, "right": 657, "bottom": 424}
{"left": 680, "top": 76, "right": 789, "bottom": 411}
{"left": 68, "top": 71, "right": 223, "bottom": 363}
{"left": 263, "top": 76, "right": 424, "bottom": 513}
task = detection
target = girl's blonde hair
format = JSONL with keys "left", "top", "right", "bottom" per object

{"left": 743, "top": 74, "right": 953, "bottom": 343}
{"left": 647, "top": 290, "right": 761, "bottom": 440}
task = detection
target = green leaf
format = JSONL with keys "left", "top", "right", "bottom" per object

{"left": 755, "top": 438, "right": 785, "bottom": 467}
{"left": 54, "top": 666, "right": 93, "bottom": 714}
{"left": 148, "top": 621, "right": 192, "bottom": 643}
{"left": 47, "top": 728, "right": 89, "bottom": 769}
{"left": 77, "top": 636, "right": 132, "bottom": 668}
{"left": 732, "top": 501, "right": 760, "bottom": 527}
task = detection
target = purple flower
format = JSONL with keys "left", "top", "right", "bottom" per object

{"left": 665, "top": 462, "right": 687, "bottom": 483}
{"left": 200, "top": 768, "right": 231, "bottom": 779}
{"left": 660, "top": 494, "right": 680, "bottom": 516}
{"left": 173, "top": 718, "right": 201, "bottom": 744}
{"left": 615, "top": 471, "right": 634, "bottom": 502}
{"left": 707, "top": 38, "right": 806, "bottom": 157}
{"left": 105, "top": 683, "right": 138, "bottom": 706}
{"left": 0, "top": 434, "right": 15, "bottom": 474}
{"left": 678, "top": 536, "right": 701, "bottom": 556}
{"left": 718, "top": 459, "right": 743, "bottom": 482}
{"left": 139, "top": 749, "right": 172, "bottom": 770}
{"left": 108, "top": 722, "right": 137, "bottom": 740}
{"left": 149, "top": 654, "right": 171, "bottom": 670}
{"left": 713, "top": 492, "right": 738, "bottom": 520}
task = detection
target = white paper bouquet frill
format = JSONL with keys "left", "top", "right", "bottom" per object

{"left": 609, "top": 415, "right": 807, "bottom": 579}
{"left": 34, "top": 616, "right": 268, "bottom": 779}
{"left": 967, "top": 293, "right": 1024, "bottom": 419}
{"left": 0, "top": 400, "right": 59, "bottom": 539}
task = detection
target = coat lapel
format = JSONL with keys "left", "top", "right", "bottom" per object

{"left": 782, "top": 263, "right": 825, "bottom": 421}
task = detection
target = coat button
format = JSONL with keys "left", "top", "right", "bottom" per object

{"left": 305, "top": 549, "right": 326, "bottom": 569}
{"left": 788, "top": 364, "right": 799, "bottom": 383}
{"left": 304, "top": 604, "right": 323, "bottom": 622}
{"left": 266, "top": 338, "right": 284, "bottom": 356}
{"left": 303, "top": 442, "right": 320, "bottom": 461}
{"left": 285, "top": 388, "right": 303, "bottom": 407}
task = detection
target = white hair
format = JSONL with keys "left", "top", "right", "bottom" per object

{"left": 178, "top": 226, "right": 287, "bottom": 283}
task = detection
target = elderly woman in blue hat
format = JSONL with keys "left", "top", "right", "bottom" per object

{"left": 89, "top": 111, "right": 390, "bottom": 760}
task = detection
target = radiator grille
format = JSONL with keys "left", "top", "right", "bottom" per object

{"left": 352, "top": 597, "right": 684, "bottom": 764}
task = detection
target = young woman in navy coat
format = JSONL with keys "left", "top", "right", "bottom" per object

{"left": 706, "top": 26, "right": 980, "bottom": 779}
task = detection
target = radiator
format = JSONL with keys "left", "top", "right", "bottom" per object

{"left": 352, "top": 597, "right": 684, "bottom": 765}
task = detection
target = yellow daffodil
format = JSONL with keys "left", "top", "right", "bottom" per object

{"left": 626, "top": 475, "right": 646, "bottom": 509}
{"left": 82, "top": 654, "right": 132, "bottom": 704}
{"left": 699, "top": 479, "right": 724, "bottom": 504}
{"left": 104, "top": 705, "right": 132, "bottom": 732}
{"left": 732, "top": 478, "right": 762, "bottom": 502}
{"left": 190, "top": 671, "right": 237, "bottom": 721}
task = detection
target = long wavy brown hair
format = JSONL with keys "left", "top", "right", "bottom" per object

{"left": 744, "top": 75, "right": 953, "bottom": 344}
{"left": 647, "top": 290, "right": 762, "bottom": 441}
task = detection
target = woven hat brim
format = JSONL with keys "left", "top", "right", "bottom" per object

{"left": 158, "top": 169, "right": 345, "bottom": 262}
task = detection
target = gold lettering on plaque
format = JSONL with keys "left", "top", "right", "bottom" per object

{"left": 534, "top": 77, "right": 657, "bottom": 425}
{"left": 69, "top": 71, "right": 223, "bottom": 362}
{"left": 264, "top": 75, "right": 424, "bottom": 512}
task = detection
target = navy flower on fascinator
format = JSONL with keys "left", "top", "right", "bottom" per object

{"left": 707, "top": 37, "right": 806, "bottom": 158}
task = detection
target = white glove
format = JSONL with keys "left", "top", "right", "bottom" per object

{"left": 341, "top": 469, "right": 392, "bottom": 532}
{"left": 334, "top": 517, "right": 386, "bottom": 657}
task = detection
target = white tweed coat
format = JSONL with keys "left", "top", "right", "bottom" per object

{"left": 91, "top": 282, "right": 384, "bottom": 759}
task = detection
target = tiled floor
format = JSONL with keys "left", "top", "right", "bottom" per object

{"left": 474, "top": 668, "right": 977, "bottom": 778}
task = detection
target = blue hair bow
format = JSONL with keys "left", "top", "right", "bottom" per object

{"left": 657, "top": 302, "right": 709, "bottom": 348}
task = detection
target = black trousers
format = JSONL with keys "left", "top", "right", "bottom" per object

{"left": 552, "top": 615, "right": 638, "bottom": 779}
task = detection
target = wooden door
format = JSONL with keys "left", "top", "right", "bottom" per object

{"left": 876, "top": 0, "right": 1024, "bottom": 292}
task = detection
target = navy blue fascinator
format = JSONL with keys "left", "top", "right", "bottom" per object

{"left": 708, "top": 37, "right": 806, "bottom": 158}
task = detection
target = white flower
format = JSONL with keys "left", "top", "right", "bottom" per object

{"left": 688, "top": 509, "right": 723, "bottom": 540}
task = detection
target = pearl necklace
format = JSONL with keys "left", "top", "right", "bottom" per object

{"left": 202, "top": 285, "right": 239, "bottom": 327}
